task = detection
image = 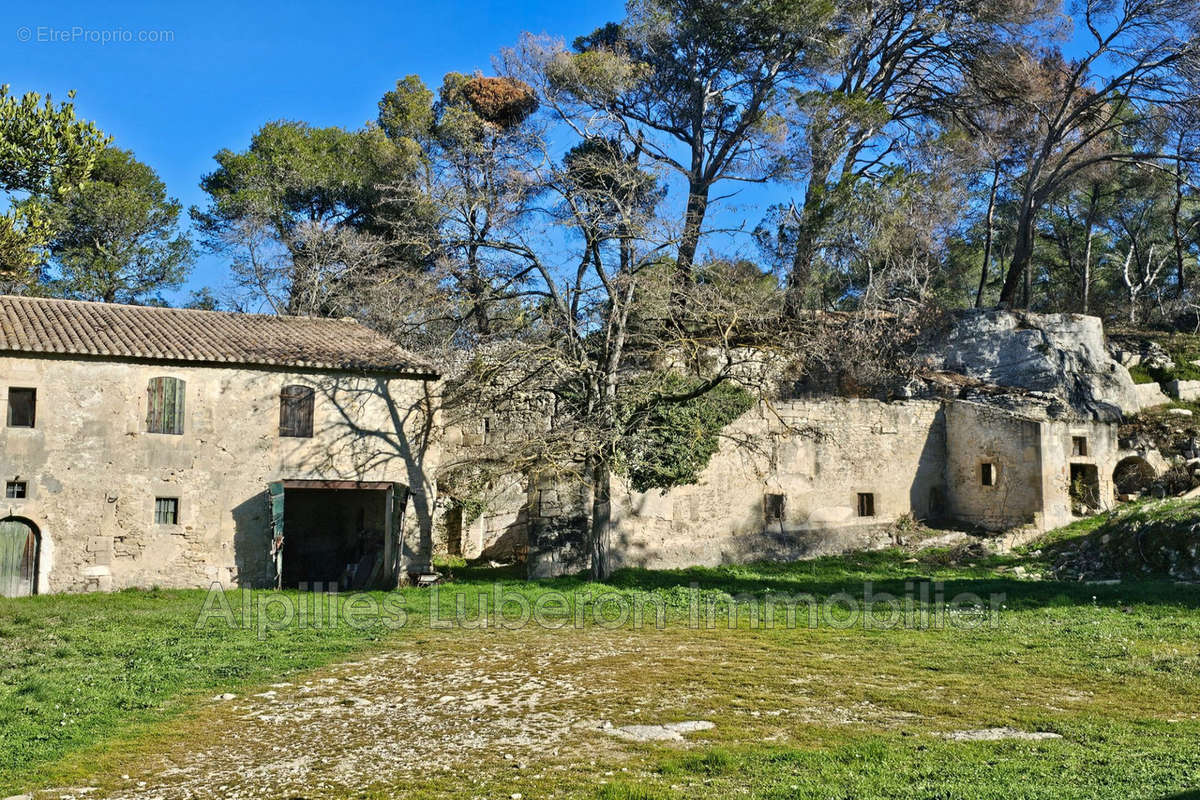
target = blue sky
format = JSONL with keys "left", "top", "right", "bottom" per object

{"left": 1, "top": 0, "right": 624, "bottom": 301}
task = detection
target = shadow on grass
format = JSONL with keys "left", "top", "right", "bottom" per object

{"left": 447, "top": 548, "right": 1200, "bottom": 611}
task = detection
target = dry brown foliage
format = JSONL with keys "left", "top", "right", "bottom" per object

{"left": 459, "top": 76, "right": 539, "bottom": 129}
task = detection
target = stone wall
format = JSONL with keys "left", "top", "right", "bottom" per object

{"left": 527, "top": 479, "right": 592, "bottom": 578}
{"left": 600, "top": 399, "right": 947, "bottom": 571}
{"left": 1167, "top": 379, "right": 1200, "bottom": 402}
{"left": 944, "top": 401, "right": 1120, "bottom": 532}
{"left": 0, "top": 354, "right": 437, "bottom": 593}
{"left": 944, "top": 402, "right": 1045, "bottom": 531}
{"left": 434, "top": 471, "right": 531, "bottom": 561}
{"left": 1036, "top": 415, "right": 1121, "bottom": 529}
{"left": 433, "top": 377, "right": 554, "bottom": 562}
{"left": 502, "top": 397, "right": 1126, "bottom": 576}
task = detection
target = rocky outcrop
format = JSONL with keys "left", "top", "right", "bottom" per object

{"left": 1133, "top": 381, "right": 1172, "bottom": 409}
{"left": 922, "top": 310, "right": 1140, "bottom": 421}
{"left": 1044, "top": 500, "right": 1200, "bottom": 581}
{"left": 1108, "top": 337, "right": 1173, "bottom": 370}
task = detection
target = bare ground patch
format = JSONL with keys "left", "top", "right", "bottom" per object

{"left": 23, "top": 618, "right": 1199, "bottom": 799}
{"left": 43, "top": 629, "right": 664, "bottom": 799}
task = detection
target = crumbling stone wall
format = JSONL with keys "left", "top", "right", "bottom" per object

{"left": 1037, "top": 415, "right": 1120, "bottom": 528}
{"left": 601, "top": 398, "right": 948, "bottom": 571}
{"left": 944, "top": 402, "right": 1045, "bottom": 531}
{"left": 510, "top": 397, "right": 1124, "bottom": 576}
{"left": 526, "top": 479, "right": 591, "bottom": 578}
{"left": 0, "top": 354, "right": 437, "bottom": 593}
{"left": 944, "top": 401, "right": 1119, "bottom": 531}
{"left": 434, "top": 374, "right": 555, "bottom": 561}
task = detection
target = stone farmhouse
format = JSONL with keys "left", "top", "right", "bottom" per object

{"left": 0, "top": 296, "right": 438, "bottom": 596}
{"left": 0, "top": 298, "right": 1165, "bottom": 594}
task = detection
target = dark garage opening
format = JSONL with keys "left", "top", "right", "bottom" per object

{"left": 271, "top": 480, "right": 404, "bottom": 590}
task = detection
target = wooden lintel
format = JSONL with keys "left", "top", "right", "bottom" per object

{"left": 279, "top": 479, "right": 393, "bottom": 491}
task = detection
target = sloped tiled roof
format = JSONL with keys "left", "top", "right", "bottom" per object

{"left": 0, "top": 295, "right": 437, "bottom": 377}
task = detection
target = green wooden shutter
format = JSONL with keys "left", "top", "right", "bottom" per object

{"left": 268, "top": 481, "right": 286, "bottom": 588}
{"left": 0, "top": 519, "right": 36, "bottom": 598}
{"left": 147, "top": 378, "right": 185, "bottom": 434}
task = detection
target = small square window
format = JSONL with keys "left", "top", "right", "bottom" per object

{"left": 5, "top": 481, "right": 26, "bottom": 499}
{"left": 763, "top": 493, "right": 785, "bottom": 521}
{"left": 981, "top": 463, "right": 998, "bottom": 487}
{"left": 155, "top": 497, "right": 179, "bottom": 525}
{"left": 7, "top": 388, "right": 36, "bottom": 428}
{"left": 1072, "top": 436, "right": 1088, "bottom": 457}
{"left": 857, "top": 492, "right": 875, "bottom": 517}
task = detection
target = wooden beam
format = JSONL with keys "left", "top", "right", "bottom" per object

{"left": 279, "top": 479, "right": 393, "bottom": 491}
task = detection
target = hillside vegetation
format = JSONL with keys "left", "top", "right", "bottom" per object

{"left": 1028, "top": 498, "right": 1200, "bottom": 582}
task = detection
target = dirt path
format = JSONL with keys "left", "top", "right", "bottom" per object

{"left": 36, "top": 629, "right": 706, "bottom": 799}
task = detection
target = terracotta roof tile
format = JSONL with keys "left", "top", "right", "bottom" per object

{"left": 0, "top": 295, "right": 437, "bottom": 376}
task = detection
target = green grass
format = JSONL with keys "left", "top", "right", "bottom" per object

{"left": 1128, "top": 363, "right": 1157, "bottom": 384}
{"left": 0, "top": 586, "right": 413, "bottom": 788}
{"left": 626, "top": 732, "right": 1200, "bottom": 799}
{"left": 1029, "top": 497, "right": 1200, "bottom": 581}
{"left": 2, "top": 535, "right": 1200, "bottom": 798}
{"left": 1020, "top": 502, "right": 1138, "bottom": 550}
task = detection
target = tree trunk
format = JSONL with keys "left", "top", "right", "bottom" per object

{"left": 1082, "top": 229, "right": 1094, "bottom": 315}
{"left": 1023, "top": 260, "right": 1031, "bottom": 309}
{"left": 784, "top": 160, "right": 833, "bottom": 318}
{"left": 676, "top": 180, "right": 710, "bottom": 285}
{"left": 588, "top": 457, "right": 612, "bottom": 582}
{"left": 784, "top": 226, "right": 819, "bottom": 317}
{"left": 975, "top": 162, "right": 1001, "bottom": 309}
{"left": 1079, "top": 182, "right": 1101, "bottom": 315}
{"left": 999, "top": 201, "right": 1037, "bottom": 307}
{"left": 1173, "top": 163, "right": 1187, "bottom": 297}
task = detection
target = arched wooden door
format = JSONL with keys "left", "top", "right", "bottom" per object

{"left": 0, "top": 518, "right": 38, "bottom": 597}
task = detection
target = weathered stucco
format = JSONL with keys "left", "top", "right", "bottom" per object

{"left": 460, "top": 397, "right": 1125, "bottom": 577}
{"left": 0, "top": 354, "right": 437, "bottom": 593}
{"left": 945, "top": 401, "right": 1117, "bottom": 531}
{"left": 603, "top": 398, "right": 947, "bottom": 571}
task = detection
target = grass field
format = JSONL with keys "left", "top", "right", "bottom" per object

{"left": 2, "top": 513, "right": 1199, "bottom": 798}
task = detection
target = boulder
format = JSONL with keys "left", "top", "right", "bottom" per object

{"left": 924, "top": 310, "right": 1140, "bottom": 421}
{"left": 1167, "top": 379, "right": 1200, "bottom": 402}
{"left": 1133, "top": 381, "right": 1171, "bottom": 410}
